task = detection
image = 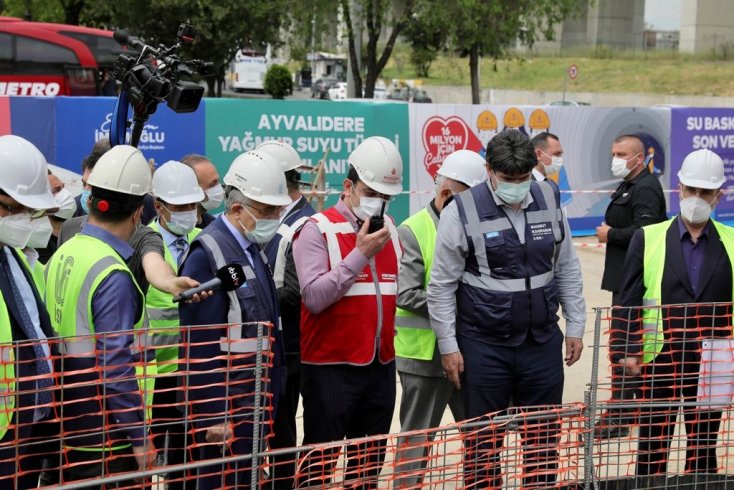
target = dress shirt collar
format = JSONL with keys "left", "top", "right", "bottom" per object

{"left": 80, "top": 222, "right": 134, "bottom": 261}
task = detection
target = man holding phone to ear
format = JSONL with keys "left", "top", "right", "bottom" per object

{"left": 292, "top": 136, "right": 403, "bottom": 488}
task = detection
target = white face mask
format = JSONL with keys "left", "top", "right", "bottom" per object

{"left": 239, "top": 206, "right": 280, "bottom": 244}
{"left": 545, "top": 156, "right": 563, "bottom": 176}
{"left": 351, "top": 190, "right": 389, "bottom": 222}
{"left": 164, "top": 208, "right": 198, "bottom": 236}
{"left": 680, "top": 196, "right": 713, "bottom": 224}
{"left": 53, "top": 188, "right": 77, "bottom": 220}
{"left": 27, "top": 216, "right": 53, "bottom": 249}
{"left": 0, "top": 212, "right": 34, "bottom": 249}
{"left": 201, "top": 184, "right": 225, "bottom": 211}
{"left": 611, "top": 153, "right": 641, "bottom": 179}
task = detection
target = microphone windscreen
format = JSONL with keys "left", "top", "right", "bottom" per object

{"left": 216, "top": 263, "right": 246, "bottom": 291}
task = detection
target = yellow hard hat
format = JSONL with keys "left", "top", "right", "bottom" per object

{"left": 503, "top": 107, "right": 525, "bottom": 128}
{"left": 529, "top": 109, "right": 550, "bottom": 130}
{"left": 476, "top": 110, "right": 498, "bottom": 131}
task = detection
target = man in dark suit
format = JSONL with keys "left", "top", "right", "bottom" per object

{"left": 613, "top": 148, "right": 732, "bottom": 475}
{"left": 595, "top": 134, "right": 667, "bottom": 438}
{"left": 0, "top": 135, "right": 59, "bottom": 488}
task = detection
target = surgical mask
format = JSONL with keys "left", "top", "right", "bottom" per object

{"left": 80, "top": 189, "right": 91, "bottom": 215}
{"left": 201, "top": 184, "right": 225, "bottom": 211}
{"left": 27, "top": 216, "right": 53, "bottom": 249}
{"left": 493, "top": 178, "right": 531, "bottom": 205}
{"left": 545, "top": 156, "right": 563, "bottom": 176}
{"left": 53, "top": 188, "right": 77, "bottom": 220}
{"left": 611, "top": 154, "right": 641, "bottom": 179}
{"left": 0, "top": 212, "right": 34, "bottom": 249}
{"left": 680, "top": 196, "right": 713, "bottom": 224}
{"left": 239, "top": 206, "right": 280, "bottom": 244}
{"left": 163, "top": 208, "right": 198, "bottom": 236}
{"left": 352, "top": 194, "right": 389, "bottom": 222}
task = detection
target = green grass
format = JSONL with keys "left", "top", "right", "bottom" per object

{"left": 380, "top": 45, "right": 734, "bottom": 97}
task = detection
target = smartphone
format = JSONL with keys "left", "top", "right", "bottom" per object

{"left": 367, "top": 201, "right": 386, "bottom": 234}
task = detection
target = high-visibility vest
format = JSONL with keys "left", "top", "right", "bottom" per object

{"left": 394, "top": 207, "right": 437, "bottom": 361}
{"left": 45, "top": 233, "right": 156, "bottom": 450}
{"left": 16, "top": 249, "right": 46, "bottom": 298}
{"left": 0, "top": 292, "right": 14, "bottom": 441}
{"left": 641, "top": 218, "right": 734, "bottom": 363}
{"left": 299, "top": 207, "right": 401, "bottom": 365}
{"left": 145, "top": 221, "right": 200, "bottom": 374}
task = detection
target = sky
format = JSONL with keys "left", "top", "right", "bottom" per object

{"left": 645, "top": 0, "right": 682, "bottom": 30}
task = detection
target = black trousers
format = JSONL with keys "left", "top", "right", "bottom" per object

{"left": 636, "top": 354, "right": 722, "bottom": 476}
{"left": 297, "top": 359, "right": 396, "bottom": 489}
{"left": 151, "top": 374, "right": 192, "bottom": 490}
{"left": 268, "top": 355, "right": 301, "bottom": 490}
{"left": 459, "top": 329, "right": 565, "bottom": 489}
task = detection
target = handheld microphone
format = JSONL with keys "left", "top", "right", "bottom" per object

{"left": 173, "top": 263, "right": 245, "bottom": 303}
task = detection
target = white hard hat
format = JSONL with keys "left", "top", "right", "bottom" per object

{"left": 0, "top": 135, "right": 56, "bottom": 209}
{"left": 87, "top": 145, "right": 151, "bottom": 196}
{"left": 152, "top": 160, "right": 205, "bottom": 205}
{"left": 347, "top": 136, "right": 403, "bottom": 196}
{"left": 224, "top": 150, "right": 291, "bottom": 206}
{"left": 678, "top": 149, "right": 726, "bottom": 190}
{"left": 255, "top": 140, "right": 306, "bottom": 172}
{"left": 437, "top": 150, "right": 488, "bottom": 187}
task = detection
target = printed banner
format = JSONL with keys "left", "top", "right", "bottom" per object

{"left": 54, "top": 97, "right": 205, "bottom": 173}
{"left": 408, "top": 105, "right": 672, "bottom": 233}
{"left": 205, "top": 99, "right": 411, "bottom": 223}
{"left": 670, "top": 108, "right": 734, "bottom": 220}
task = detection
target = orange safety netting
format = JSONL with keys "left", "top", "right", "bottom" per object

{"left": 0, "top": 321, "right": 275, "bottom": 489}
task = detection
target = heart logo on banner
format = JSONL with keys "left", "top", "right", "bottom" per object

{"left": 422, "top": 116, "right": 471, "bottom": 178}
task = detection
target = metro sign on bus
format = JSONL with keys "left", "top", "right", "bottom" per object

{"left": 0, "top": 80, "right": 61, "bottom": 96}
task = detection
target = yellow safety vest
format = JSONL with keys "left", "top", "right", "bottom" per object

{"left": 45, "top": 233, "right": 156, "bottom": 450}
{"left": 394, "top": 207, "right": 437, "bottom": 360}
{"left": 145, "top": 221, "right": 200, "bottom": 374}
{"left": 641, "top": 217, "right": 734, "bottom": 363}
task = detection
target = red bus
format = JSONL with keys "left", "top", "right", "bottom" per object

{"left": 0, "top": 18, "right": 117, "bottom": 96}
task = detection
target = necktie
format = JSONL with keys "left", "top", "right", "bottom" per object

{"left": 173, "top": 237, "right": 188, "bottom": 266}
{"left": 0, "top": 251, "right": 53, "bottom": 413}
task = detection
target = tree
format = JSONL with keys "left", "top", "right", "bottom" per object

{"left": 264, "top": 64, "right": 293, "bottom": 99}
{"left": 340, "top": 0, "right": 417, "bottom": 98}
{"left": 404, "top": 0, "right": 447, "bottom": 77}
{"left": 440, "top": 0, "right": 588, "bottom": 104}
{"left": 86, "top": 0, "right": 287, "bottom": 97}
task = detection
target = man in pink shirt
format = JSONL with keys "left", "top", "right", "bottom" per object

{"left": 293, "top": 136, "right": 403, "bottom": 488}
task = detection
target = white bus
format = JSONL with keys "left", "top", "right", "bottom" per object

{"left": 231, "top": 46, "right": 271, "bottom": 92}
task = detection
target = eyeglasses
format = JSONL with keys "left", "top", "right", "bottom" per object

{"left": 244, "top": 202, "right": 284, "bottom": 219}
{"left": 0, "top": 202, "right": 47, "bottom": 219}
{"left": 355, "top": 184, "right": 394, "bottom": 202}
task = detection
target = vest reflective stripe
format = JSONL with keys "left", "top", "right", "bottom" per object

{"left": 461, "top": 269, "right": 554, "bottom": 292}
{"left": 198, "top": 233, "right": 243, "bottom": 326}
{"left": 0, "top": 295, "right": 15, "bottom": 441}
{"left": 195, "top": 233, "right": 270, "bottom": 352}
{"left": 640, "top": 218, "right": 734, "bottom": 363}
{"left": 273, "top": 216, "right": 311, "bottom": 289}
{"left": 395, "top": 207, "right": 437, "bottom": 360}
{"left": 345, "top": 282, "right": 398, "bottom": 296}
{"left": 145, "top": 221, "right": 200, "bottom": 373}
{"left": 46, "top": 234, "right": 155, "bottom": 449}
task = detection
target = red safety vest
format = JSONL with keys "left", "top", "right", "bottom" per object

{"left": 299, "top": 206, "right": 401, "bottom": 365}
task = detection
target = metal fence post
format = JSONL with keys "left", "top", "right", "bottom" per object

{"left": 251, "top": 322, "right": 265, "bottom": 489}
{"left": 583, "top": 307, "right": 604, "bottom": 490}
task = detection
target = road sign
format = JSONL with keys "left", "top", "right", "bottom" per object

{"left": 568, "top": 64, "right": 578, "bottom": 80}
